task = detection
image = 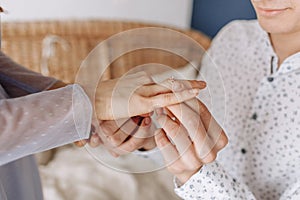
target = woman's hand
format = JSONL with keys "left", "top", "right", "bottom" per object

{"left": 155, "top": 98, "right": 228, "bottom": 184}
{"left": 96, "top": 116, "right": 156, "bottom": 156}
{"left": 74, "top": 116, "right": 156, "bottom": 155}
{"left": 95, "top": 71, "right": 206, "bottom": 120}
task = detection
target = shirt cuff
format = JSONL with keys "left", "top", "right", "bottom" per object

{"left": 174, "top": 162, "right": 223, "bottom": 199}
{"left": 72, "top": 84, "right": 93, "bottom": 140}
{"left": 173, "top": 161, "right": 256, "bottom": 200}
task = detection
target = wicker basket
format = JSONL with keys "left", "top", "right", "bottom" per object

{"left": 1, "top": 20, "right": 210, "bottom": 83}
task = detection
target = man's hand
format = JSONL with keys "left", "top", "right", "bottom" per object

{"left": 155, "top": 98, "right": 228, "bottom": 184}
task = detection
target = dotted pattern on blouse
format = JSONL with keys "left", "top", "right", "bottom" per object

{"left": 0, "top": 84, "right": 92, "bottom": 165}
{"left": 175, "top": 20, "right": 300, "bottom": 200}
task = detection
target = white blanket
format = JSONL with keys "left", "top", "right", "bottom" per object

{"left": 39, "top": 146, "right": 180, "bottom": 200}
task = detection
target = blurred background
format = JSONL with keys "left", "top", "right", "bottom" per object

{"left": 1, "top": 0, "right": 256, "bottom": 37}
{"left": 1, "top": 0, "right": 193, "bottom": 28}
{"left": 0, "top": 0, "right": 256, "bottom": 200}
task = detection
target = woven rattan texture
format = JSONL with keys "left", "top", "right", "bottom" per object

{"left": 2, "top": 20, "right": 210, "bottom": 83}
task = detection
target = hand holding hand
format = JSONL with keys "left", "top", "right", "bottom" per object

{"left": 95, "top": 72, "right": 206, "bottom": 120}
{"left": 97, "top": 116, "right": 156, "bottom": 156}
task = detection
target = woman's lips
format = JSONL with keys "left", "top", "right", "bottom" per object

{"left": 257, "top": 7, "right": 289, "bottom": 17}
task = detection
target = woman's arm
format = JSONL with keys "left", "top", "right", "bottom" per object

{"left": 0, "top": 84, "right": 92, "bottom": 166}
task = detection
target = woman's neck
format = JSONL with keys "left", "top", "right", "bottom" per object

{"left": 270, "top": 31, "right": 300, "bottom": 66}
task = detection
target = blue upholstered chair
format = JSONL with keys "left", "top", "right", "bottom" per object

{"left": 191, "top": 0, "right": 257, "bottom": 38}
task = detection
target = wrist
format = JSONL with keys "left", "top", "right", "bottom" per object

{"left": 175, "top": 166, "right": 203, "bottom": 185}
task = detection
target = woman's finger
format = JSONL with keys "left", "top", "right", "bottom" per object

{"left": 128, "top": 93, "right": 190, "bottom": 118}
{"left": 138, "top": 79, "right": 206, "bottom": 97}
{"left": 112, "top": 117, "right": 153, "bottom": 155}
{"left": 74, "top": 139, "right": 88, "bottom": 147}
{"left": 123, "top": 71, "right": 154, "bottom": 85}
{"left": 106, "top": 117, "right": 143, "bottom": 147}
{"left": 88, "top": 134, "right": 102, "bottom": 148}
{"left": 145, "top": 88, "right": 201, "bottom": 112}
{"left": 158, "top": 79, "right": 206, "bottom": 92}
{"left": 100, "top": 118, "right": 129, "bottom": 136}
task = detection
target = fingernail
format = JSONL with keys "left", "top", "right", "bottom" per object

{"left": 199, "top": 81, "right": 207, "bottom": 88}
{"left": 132, "top": 116, "right": 143, "bottom": 125}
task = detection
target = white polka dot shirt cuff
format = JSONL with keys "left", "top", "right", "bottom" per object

{"left": 174, "top": 162, "right": 256, "bottom": 200}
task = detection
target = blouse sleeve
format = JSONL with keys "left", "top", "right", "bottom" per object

{"left": 0, "top": 84, "right": 92, "bottom": 166}
{"left": 0, "top": 51, "right": 57, "bottom": 98}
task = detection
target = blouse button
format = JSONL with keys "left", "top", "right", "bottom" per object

{"left": 241, "top": 148, "right": 247, "bottom": 154}
{"left": 251, "top": 113, "right": 258, "bottom": 120}
{"left": 267, "top": 77, "right": 274, "bottom": 82}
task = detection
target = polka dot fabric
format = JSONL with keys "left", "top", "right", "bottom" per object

{"left": 174, "top": 20, "right": 300, "bottom": 200}
{"left": 0, "top": 84, "right": 92, "bottom": 165}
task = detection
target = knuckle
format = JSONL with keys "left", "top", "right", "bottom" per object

{"left": 218, "top": 132, "right": 229, "bottom": 148}
{"left": 198, "top": 101, "right": 208, "bottom": 114}
{"left": 202, "top": 152, "right": 217, "bottom": 164}
{"left": 191, "top": 118, "right": 202, "bottom": 130}
{"left": 161, "top": 79, "right": 174, "bottom": 90}
{"left": 139, "top": 72, "right": 152, "bottom": 83}
{"left": 133, "top": 97, "right": 151, "bottom": 114}
{"left": 151, "top": 93, "right": 173, "bottom": 107}
{"left": 164, "top": 93, "right": 174, "bottom": 102}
